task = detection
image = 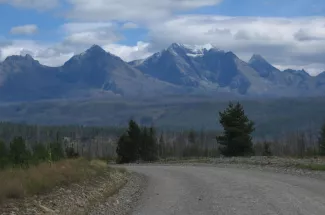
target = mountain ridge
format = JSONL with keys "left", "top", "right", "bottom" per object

{"left": 0, "top": 43, "right": 324, "bottom": 102}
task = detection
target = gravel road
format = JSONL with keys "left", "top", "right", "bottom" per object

{"left": 125, "top": 165, "right": 325, "bottom": 215}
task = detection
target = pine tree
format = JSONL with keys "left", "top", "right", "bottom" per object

{"left": 0, "top": 140, "right": 9, "bottom": 169}
{"left": 216, "top": 102, "right": 255, "bottom": 157}
{"left": 318, "top": 123, "right": 325, "bottom": 155}
{"left": 146, "top": 126, "right": 158, "bottom": 161}
{"left": 158, "top": 133, "right": 165, "bottom": 158}
{"left": 32, "top": 143, "right": 48, "bottom": 164}
{"left": 49, "top": 142, "right": 64, "bottom": 161}
{"left": 10, "top": 136, "right": 31, "bottom": 167}
{"left": 116, "top": 120, "right": 141, "bottom": 163}
{"left": 139, "top": 127, "right": 149, "bottom": 161}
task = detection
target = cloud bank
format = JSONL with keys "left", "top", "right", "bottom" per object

{"left": 0, "top": 0, "right": 325, "bottom": 75}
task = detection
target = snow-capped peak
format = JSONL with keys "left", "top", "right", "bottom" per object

{"left": 166, "top": 43, "right": 218, "bottom": 57}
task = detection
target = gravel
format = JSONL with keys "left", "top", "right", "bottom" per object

{"left": 2, "top": 157, "right": 325, "bottom": 215}
{"left": 125, "top": 164, "right": 325, "bottom": 215}
{"left": 88, "top": 173, "right": 147, "bottom": 215}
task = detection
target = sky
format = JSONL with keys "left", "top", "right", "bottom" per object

{"left": 0, "top": 0, "right": 325, "bottom": 75}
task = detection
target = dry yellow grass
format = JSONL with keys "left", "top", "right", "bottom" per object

{"left": 0, "top": 159, "right": 113, "bottom": 203}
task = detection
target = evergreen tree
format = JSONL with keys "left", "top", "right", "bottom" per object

{"left": 0, "top": 140, "right": 9, "bottom": 169}
{"left": 49, "top": 142, "right": 64, "bottom": 161}
{"left": 216, "top": 102, "right": 255, "bottom": 157}
{"left": 188, "top": 130, "right": 196, "bottom": 144}
{"left": 10, "top": 136, "right": 31, "bottom": 167}
{"left": 318, "top": 123, "right": 325, "bottom": 155}
{"left": 32, "top": 143, "right": 48, "bottom": 164}
{"left": 145, "top": 126, "right": 158, "bottom": 161}
{"left": 187, "top": 130, "right": 199, "bottom": 157}
{"left": 116, "top": 134, "right": 133, "bottom": 164}
{"left": 116, "top": 120, "right": 141, "bottom": 163}
{"left": 158, "top": 133, "right": 165, "bottom": 158}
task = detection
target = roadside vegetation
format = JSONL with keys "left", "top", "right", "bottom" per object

{"left": 116, "top": 101, "right": 325, "bottom": 167}
{"left": 0, "top": 159, "right": 114, "bottom": 203}
{"left": 0, "top": 134, "right": 124, "bottom": 205}
{"left": 1, "top": 100, "right": 325, "bottom": 205}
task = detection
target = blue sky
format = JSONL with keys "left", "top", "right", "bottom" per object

{"left": 0, "top": 0, "right": 325, "bottom": 75}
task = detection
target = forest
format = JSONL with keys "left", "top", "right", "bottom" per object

{"left": 0, "top": 101, "right": 324, "bottom": 167}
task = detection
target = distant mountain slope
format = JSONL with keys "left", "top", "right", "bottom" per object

{"left": 0, "top": 45, "right": 182, "bottom": 101}
{"left": 133, "top": 43, "right": 324, "bottom": 96}
{"left": 0, "top": 55, "right": 62, "bottom": 101}
{"left": 0, "top": 43, "right": 324, "bottom": 102}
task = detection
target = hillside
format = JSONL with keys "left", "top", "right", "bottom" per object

{"left": 1, "top": 96, "right": 325, "bottom": 137}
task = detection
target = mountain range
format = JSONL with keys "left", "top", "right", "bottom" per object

{"left": 0, "top": 43, "right": 324, "bottom": 102}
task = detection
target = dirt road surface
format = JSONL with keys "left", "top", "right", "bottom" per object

{"left": 124, "top": 165, "right": 325, "bottom": 215}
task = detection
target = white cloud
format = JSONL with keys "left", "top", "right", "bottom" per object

{"left": 0, "top": 39, "right": 151, "bottom": 66}
{"left": 65, "top": 0, "right": 223, "bottom": 22}
{"left": 0, "top": 40, "right": 73, "bottom": 66}
{"left": 103, "top": 41, "right": 152, "bottom": 61}
{"left": 2, "top": 13, "right": 325, "bottom": 75}
{"left": 147, "top": 15, "right": 325, "bottom": 75}
{"left": 10, "top": 24, "right": 39, "bottom": 35}
{"left": 61, "top": 22, "right": 116, "bottom": 34}
{"left": 0, "top": 0, "right": 59, "bottom": 10}
{"left": 122, "top": 22, "right": 139, "bottom": 29}
{"left": 60, "top": 22, "right": 122, "bottom": 46}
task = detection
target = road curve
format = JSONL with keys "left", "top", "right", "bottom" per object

{"left": 124, "top": 165, "right": 325, "bottom": 215}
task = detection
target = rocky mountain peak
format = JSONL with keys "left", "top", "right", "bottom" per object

{"left": 249, "top": 54, "right": 268, "bottom": 64}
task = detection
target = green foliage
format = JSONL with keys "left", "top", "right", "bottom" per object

{"left": 216, "top": 102, "right": 255, "bottom": 157}
{"left": 31, "top": 143, "right": 49, "bottom": 164}
{"left": 318, "top": 123, "right": 325, "bottom": 156}
{"left": 116, "top": 120, "right": 158, "bottom": 163}
{"left": 49, "top": 142, "right": 64, "bottom": 162}
{"left": 0, "top": 140, "right": 9, "bottom": 169}
{"left": 9, "top": 137, "right": 31, "bottom": 168}
{"left": 116, "top": 134, "right": 134, "bottom": 164}
{"left": 65, "top": 146, "right": 79, "bottom": 158}
{"left": 139, "top": 127, "right": 158, "bottom": 162}
{"left": 116, "top": 120, "right": 141, "bottom": 163}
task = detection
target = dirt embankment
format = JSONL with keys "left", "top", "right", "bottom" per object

{"left": 0, "top": 159, "right": 141, "bottom": 215}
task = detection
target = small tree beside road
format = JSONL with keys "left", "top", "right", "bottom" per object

{"left": 216, "top": 102, "right": 255, "bottom": 157}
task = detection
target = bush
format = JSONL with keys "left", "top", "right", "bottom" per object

{"left": 65, "top": 146, "right": 79, "bottom": 158}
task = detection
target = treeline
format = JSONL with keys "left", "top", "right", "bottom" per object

{"left": 0, "top": 122, "right": 125, "bottom": 143}
{"left": 0, "top": 136, "right": 78, "bottom": 169}
{"left": 1, "top": 101, "right": 325, "bottom": 166}
{"left": 115, "top": 120, "right": 219, "bottom": 163}
{"left": 0, "top": 122, "right": 220, "bottom": 162}
{"left": 116, "top": 102, "right": 325, "bottom": 162}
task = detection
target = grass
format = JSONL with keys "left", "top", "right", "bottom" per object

{"left": 295, "top": 163, "right": 325, "bottom": 171}
{"left": 0, "top": 158, "right": 115, "bottom": 203}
